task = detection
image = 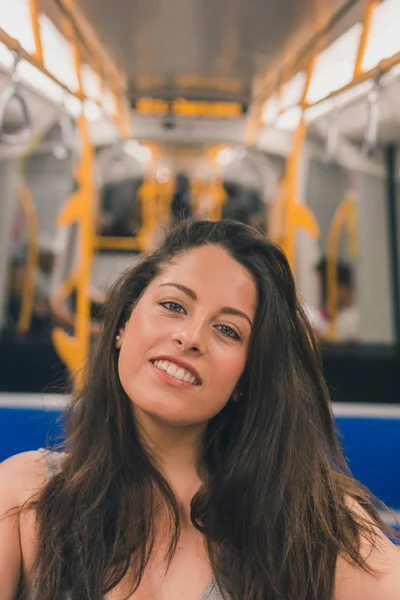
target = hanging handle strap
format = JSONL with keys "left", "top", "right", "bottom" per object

{"left": 363, "top": 73, "right": 381, "bottom": 158}
{"left": 53, "top": 111, "right": 75, "bottom": 160}
{"left": 0, "top": 53, "right": 32, "bottom": 145}
{"left": 324, "top": 105, "right": 340, "bottom": 164}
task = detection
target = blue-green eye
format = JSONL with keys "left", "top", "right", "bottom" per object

{"left": 216, "top": 324, "right": 241, "bottom": 341}
{"left": 160, "top": 301, "right": 185, "bottom": 313}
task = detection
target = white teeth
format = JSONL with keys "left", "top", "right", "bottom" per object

{"left": 175, "top": 368, "right": 186, "bottom": 380}
{"left": 166, "top": 364, "right": 177, "bottom": 376}
{"left": 152, "top": 360, "right": 198, "bottom": 385}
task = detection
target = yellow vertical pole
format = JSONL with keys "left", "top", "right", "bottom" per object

{"left": 75, "top": 119, "right": 94, "bottom": 368}
{"left": 282, "top": 117, "right": 307, "bottom": 266}
{"left": 354, "top": 0, "right": 377, "bottom": 77}
{"left": 190, "top": 178, "right": 204, "bottom": 216}
{"left": 137, "top": 176, "right": 157, "bottom": 251}
{"left": 29, "top": 0, "right": 43, "bottom": 63}
{"left": 17, "top": 185, "right": 39, "bottom": 333}
{"left": 209, "top": 178, "right": 227, "bottom": 221}
{"left": 74, "top": 41, "right": 93, "bottom": 362}
{"left": 15, "top": 128, "right": 51, "bottom": 334}
{"left": 243, "top": 71, "right": 276, "bottom": 147}
{"left": 275, "top": 54, "right": 320, "bottom": 271}
{"left": 326, "top": 192, "right": 358, "bottom": 339}
{"left": 52, "top": 32, "right": 96, "bottom": 388}
{"left": 115, "top": 94, "right": 133, "bottom": 140}
{"left": 158, "top": 176, "right": 176, "bottom": 224}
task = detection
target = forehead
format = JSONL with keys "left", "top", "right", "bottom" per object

{"left": 152, "top": 245, "right": 258, "bottom": 314}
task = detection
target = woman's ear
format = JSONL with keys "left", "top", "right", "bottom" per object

{"left": 115, "top": 328, "right": 125, "bottom": 349}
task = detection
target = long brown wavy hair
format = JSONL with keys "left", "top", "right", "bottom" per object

{"left": 28, "top": 219, "right": 395, "bottom": 600}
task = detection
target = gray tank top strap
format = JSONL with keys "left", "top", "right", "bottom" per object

{"left": 198, "top": 577, "right": 227, "bottom": 600}
{"left": 38, "top": 448, "right": 66, "bottom": 480}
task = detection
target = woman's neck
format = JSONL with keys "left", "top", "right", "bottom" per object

{"left": 134, "top": 406, "right": 206, "bottom": 493}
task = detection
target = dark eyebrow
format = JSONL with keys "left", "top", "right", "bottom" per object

{"left": 159, "top": 282, "right": 253, "bottom": 328}
{"left": 160, "top": 282, "right": 197, "bottom": 300}
{"left": 219, "top": 307, "right": 253, "bottom": 329}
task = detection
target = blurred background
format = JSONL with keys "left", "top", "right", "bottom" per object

{"left": 0, "top": 0, "right": 399, "bottom": 527}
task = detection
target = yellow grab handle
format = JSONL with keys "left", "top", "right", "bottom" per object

{"left": 17, "top": 185, "right": 39, "bottom": 334}
{"left": 57, "top": 190, "right": 85, "bottom": 228}
{"left": 52, "top": 328, "right": 87, "bottom": 390}
{"left": 326, "top": 193, "right": 358, "bottom": 339}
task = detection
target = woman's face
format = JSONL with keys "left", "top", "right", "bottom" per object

{"left": 117, "top": 245, "right": 258, "bottom": 427}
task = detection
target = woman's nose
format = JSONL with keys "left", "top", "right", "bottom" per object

{"left": 172, "top": 323, "right": 205, "bottom": 353}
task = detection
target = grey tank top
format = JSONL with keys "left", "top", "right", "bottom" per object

{"left": 38, "top": 449, "right": 228, "bottom": 600}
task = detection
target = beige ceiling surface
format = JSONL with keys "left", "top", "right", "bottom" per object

{"left": 74, "top": 0, "right": 357, "bottom": 102}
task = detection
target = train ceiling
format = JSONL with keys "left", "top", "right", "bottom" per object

{"left": 75, "top": 0, "right": 357, "bottom": 103}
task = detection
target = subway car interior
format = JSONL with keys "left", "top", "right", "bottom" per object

{"left": 0, "top": 0, "right": 399, "bottom": 533}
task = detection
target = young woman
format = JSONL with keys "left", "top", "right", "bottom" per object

{"left": 1, "top": 219, "right": 399, "bottom": 600}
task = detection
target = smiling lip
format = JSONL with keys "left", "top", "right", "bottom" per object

{"left": 150, "top": 355, "right": 202, "bottom": 384}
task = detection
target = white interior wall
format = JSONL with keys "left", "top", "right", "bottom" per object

{"left": 355, "top": 172, "right": 394, "bottom": 343}
{"left": 0, "top": 159, "right": 18, "bottom": 328}
{"left": 302, "top": 144, "right": 393, "bottom": 343}
{"left": 25, "top": 152, "right": 76, "bottom": 239}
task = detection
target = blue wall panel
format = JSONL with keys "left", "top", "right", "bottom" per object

{"left": 1, "top": 401, "right": 399, "bottom": 513}
{"left": 0, "top": 407, "right": 64, "bottom": 461}
{"left": 336, "top": 417, "right": 400, "bottom": 509}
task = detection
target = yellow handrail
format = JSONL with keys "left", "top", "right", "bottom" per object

{"left": 16, "top": 185, "right": 39, "bottom": 334}
{"left": 156, "top": 175, "right": 176, "bottom": 226}
{"left": 190, "top": 176, "right": 227, "bottom": 221}
{"left": 354, "top": 0, "right": 377, "bottom": 78}
{"left": 52, "top": 112, "right": 95, "bottom": 389}
{"left": 269, "top": 55, "right": 320, "bottom": 271}
{"left": 95, "top": 173, "right": 161, "bottom": 255}
{"left": 197, "top": 146, "right": 229, "bottom": 221}
{"left": 247, "top": 0, "right": 381, "bottom": 141}
{"left": 209, "top": 178, "right": 227, "bottom": 221}
{"left": 0, "top": 5, "right": 129, "bottom": 138}
{"left": 0, "top": 27, "right": 82, "bottom": 100}
{"left": 190, "top": 178, "right": 202, "bottom": 216}
{"left": 29, "top": 0, "right": 43, "bottom": 63}
{"left": 94, "top": 236, "right": 142, "bottom": 251}
{"left": 52, "top": 38, "right": 97, "bottom": 389}
{"left": 325, "top": 190, "right": 358, "bottom": 340}
{"left": 15, "top": 117, "right": 65, "bottom": 334}
{"left": 137, "top": 176, "right": 160, "bottom": 251}
{"left": 55, "top": 269, "right": 79, "bottom": 302}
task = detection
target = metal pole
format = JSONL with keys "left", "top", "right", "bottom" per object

{"left": 385, "top": 144, "right": 400, "bottom": 345}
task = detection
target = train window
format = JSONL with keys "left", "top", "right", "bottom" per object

{"left": 100, "top": 177, "right": 143, "bottom": 239}
{"left": 301, "top": 149, "right": 394, "bottom": 346}
{"left": 222, "top": 182, "right": 265, "bottom": 231}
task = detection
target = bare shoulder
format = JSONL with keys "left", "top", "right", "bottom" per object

{"left": 0, "top": 451, "right": 47, "bottom": 598}
{"left": 0, "top": 450, "right": 47, "bottom": 507}
{"left": 334, "top": 499, "right": 400, "bottom": 600}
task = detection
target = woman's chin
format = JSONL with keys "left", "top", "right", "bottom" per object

{"left": 131, "top": 397, "right": 204, "bottom": 428}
